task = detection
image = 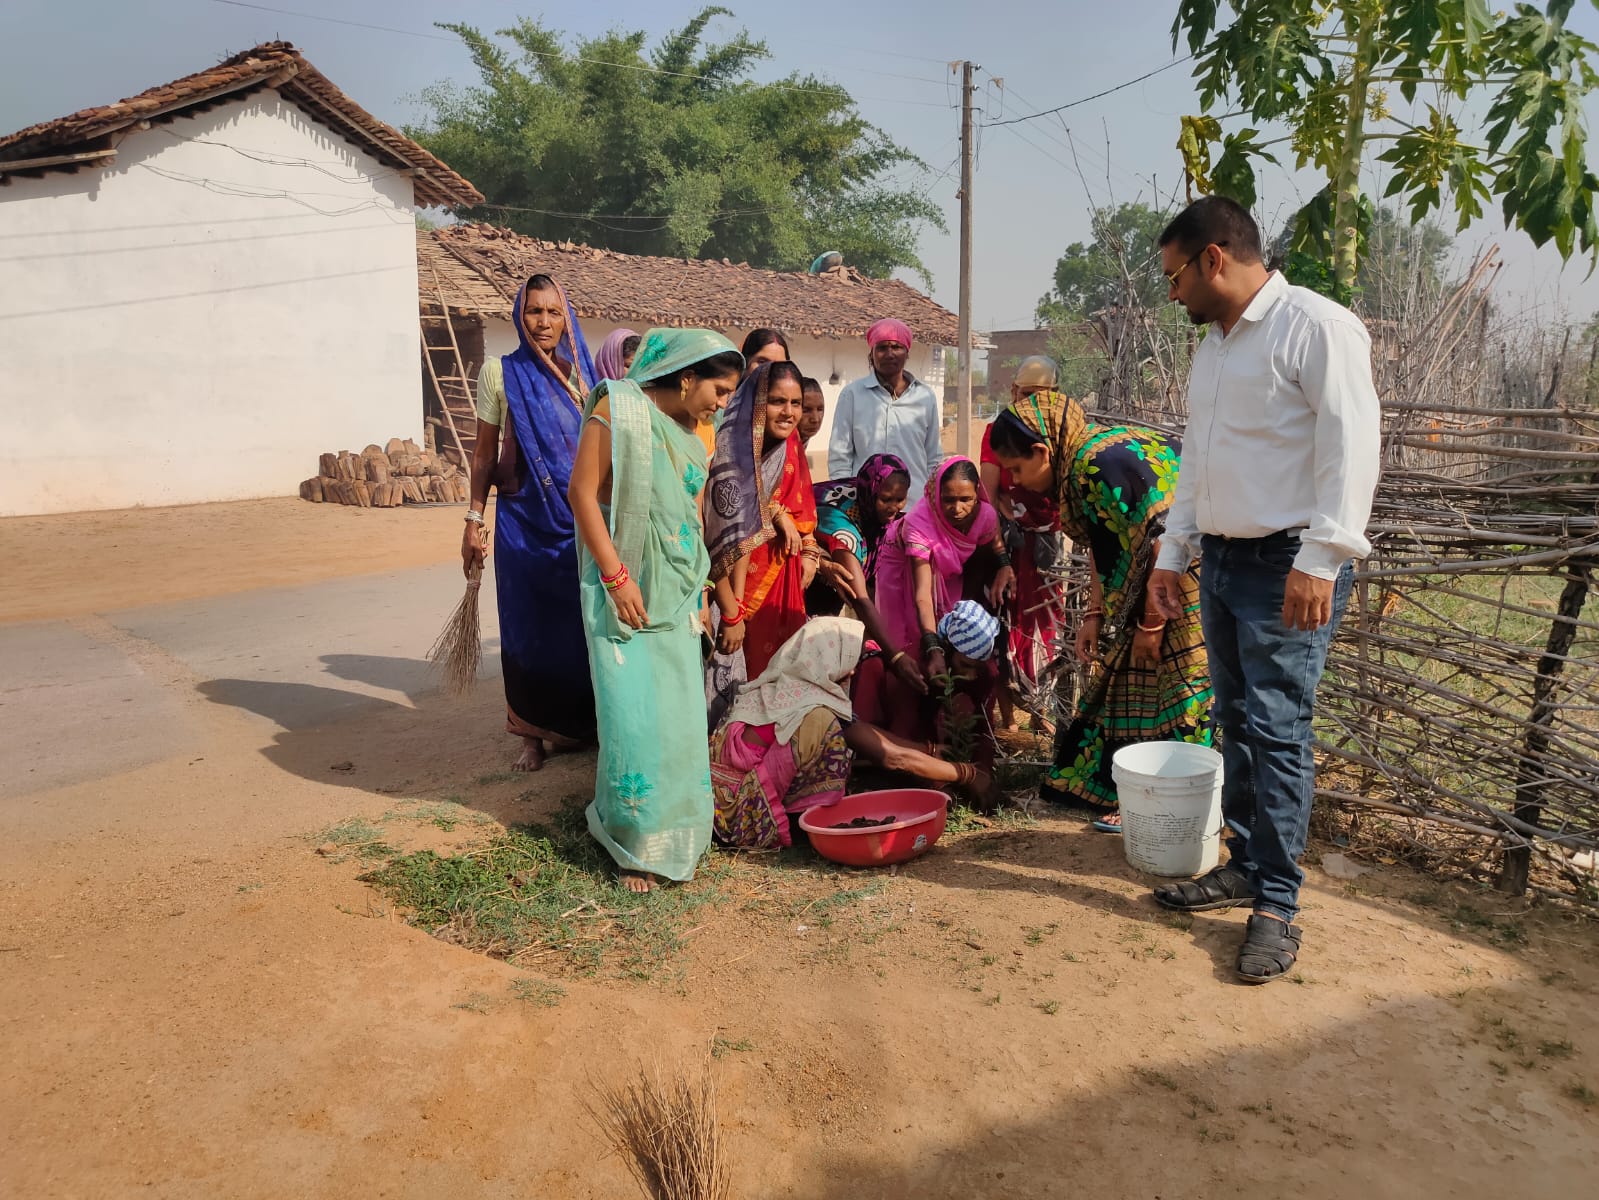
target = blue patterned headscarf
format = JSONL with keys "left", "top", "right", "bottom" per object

{"left": 502, "top": 277, "right": 596, "bottom": 430}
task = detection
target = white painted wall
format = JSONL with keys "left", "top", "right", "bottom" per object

{"left": 0, "top": 94, "right": 421, "bottom": 516}
{"left": 482, "top": 316, "right": 941, "bottom": 479}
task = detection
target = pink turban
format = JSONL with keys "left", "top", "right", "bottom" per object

{"left": 866, "top": 318, "right": 913, "bottom": 349}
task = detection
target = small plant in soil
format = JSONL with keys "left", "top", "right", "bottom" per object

{"left": 312, "top": 817, "right": 395, "bottom": 862}
{"left": 1565, "top": 1082, "right": 1596, "bottom": 1107}
{"left": 1539, "top": 1039, "right": 1575, "bottom": 1059}
{"left": 511, "top": 977, "right": 565, "bottom": 1008}
{"left": 710, "top": 1036, "right": 753, "bottom": 1059}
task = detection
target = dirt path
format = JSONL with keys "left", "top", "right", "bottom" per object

{"left": 0, "top": 497, "right": 477, "bottom": 623}
{"left": 3, "top": 681, "right": 1595, "bottom": 1198}
{"left": 2, "top": 501, "right": 1595, "bottom": 1197}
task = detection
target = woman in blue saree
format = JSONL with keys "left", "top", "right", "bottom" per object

{"left": 463, "top": 274, "right": 598, "bottom": 772}
{"left": 568, "top": 329, "right": 745, "bottom": 893}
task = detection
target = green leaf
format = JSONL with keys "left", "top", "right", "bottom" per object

{"left": 1211, "top": 128, "right": 1275, "bottom": 208}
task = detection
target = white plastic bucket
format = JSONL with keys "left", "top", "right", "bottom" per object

{"left": 1111, "top": 741, "right": 1224, "bottom": 878}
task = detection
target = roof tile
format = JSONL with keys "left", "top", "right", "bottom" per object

{"left": 0, "top": 41, "right": 481, "bottom": 208}
{"left": 422, "top": 223, "right": 960, "bottom": 345}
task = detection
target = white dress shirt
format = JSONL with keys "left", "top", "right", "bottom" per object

{"left": 826, "top": 370, "right": 944, "bottom": 495}
{"left": 1155, "top": 271, "right": 1381, "bottom": 581}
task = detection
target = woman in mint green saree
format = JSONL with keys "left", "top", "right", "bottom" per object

{"left": 568, "top": 329, "right": 745, "bottom": 892}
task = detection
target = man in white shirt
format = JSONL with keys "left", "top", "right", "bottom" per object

{"left": 1145, "top": 196, "right": 1381, "bottom": 984}
{"left": 827, "top": 318, "right": 945, "bottom": 495}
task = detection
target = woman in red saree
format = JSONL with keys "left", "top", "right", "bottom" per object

{"left": 705, "top": 361, "right": 821, "bottom": 683}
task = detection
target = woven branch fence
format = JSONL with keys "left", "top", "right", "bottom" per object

{"left": 1032, "top": 247, "right": 1599, "bottom": 903}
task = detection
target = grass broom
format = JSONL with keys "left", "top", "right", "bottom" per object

{"left": 589, "top": 1061, "right": 730, "bottom": 1200}
{"left": 427, "top": 562, "right": 482, "bottom": 695}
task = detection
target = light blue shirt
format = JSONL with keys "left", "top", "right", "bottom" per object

{"left": 826, "top": 371, "right": 944, "bottom": 496}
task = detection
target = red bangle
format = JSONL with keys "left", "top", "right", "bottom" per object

{"left": 721, "top": 601, "right": 746, "bottom": 625}
{"left": 601, "top": 563, "right": 630, "bottom": 593}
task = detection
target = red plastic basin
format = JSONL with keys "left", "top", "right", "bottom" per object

{"left": 798, "top": 788, "right": 949, "bottom": 868}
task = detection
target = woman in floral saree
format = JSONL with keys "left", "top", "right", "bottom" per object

{"left": 568, "top": 329, "right": 744, "bottom": 892}
{"left": 986, "top": 390, "right": 1212, "bottom": 829}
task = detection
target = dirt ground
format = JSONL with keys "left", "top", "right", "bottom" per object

{"left": 0, "top": 497, "right": 476, "bottom": 623}
{"left": 3, "top": 500, "right": 1597, "bottom": 1199}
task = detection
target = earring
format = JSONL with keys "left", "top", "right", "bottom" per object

{"left": 680, "top": 378, "right": 690, "bottom": 405}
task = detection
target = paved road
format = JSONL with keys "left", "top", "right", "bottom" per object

{"left": 0, "top": 562, "right": 502, "bottom": 800}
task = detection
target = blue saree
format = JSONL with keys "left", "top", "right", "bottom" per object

{"left": 494, "top": 280, "right": 598, "bottom": 743}
{"left": 579, "top": 329, "right": 740, "bottom": 881}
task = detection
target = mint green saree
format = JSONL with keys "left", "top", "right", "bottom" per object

{"left": 579, "top": 329, "right": 738, "bottom": 882}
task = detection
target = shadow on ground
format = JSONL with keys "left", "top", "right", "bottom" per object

{"left": 195, "top": 647, "right": 593, "bottom": 826}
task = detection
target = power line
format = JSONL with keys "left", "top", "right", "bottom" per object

{"left": 994, "top": 79, "right": 1157, "bottom": 196}
{"left": 206, "top": 0, "right": 954, "bottom": 106}
{"left": 981, "top": 57, "right": 1193, "bottom": 128}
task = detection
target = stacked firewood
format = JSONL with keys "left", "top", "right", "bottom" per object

{"left": 299, "top": 439, "right": 470, "bottom": 507}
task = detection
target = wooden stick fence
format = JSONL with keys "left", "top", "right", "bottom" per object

{"left": 1022, "top": 242, "right": 1599, "bottom": 903}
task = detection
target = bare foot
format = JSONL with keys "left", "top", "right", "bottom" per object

{"left": 619, "top": 871, "right": 657, "bottom": 894}
{"left": 511, "top": 736, "right": 546, "bottom": 773}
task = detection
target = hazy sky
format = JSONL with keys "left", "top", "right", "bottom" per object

{"left": 5, "top": 0, "right": 1598, "bottom": 329}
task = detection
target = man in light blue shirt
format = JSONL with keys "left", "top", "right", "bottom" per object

{"left": 826, "top": 318, "right": 944, "bottom": 495}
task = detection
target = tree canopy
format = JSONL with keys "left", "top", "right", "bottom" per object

{"left": 1034, "top": 202, "right": 1174, "bottom": 325}
{"left": 407, "top": 7, "right": 945, "bottom": 284}
{"left": 1173, "top": 0, "right": 1599, "bottom": 300}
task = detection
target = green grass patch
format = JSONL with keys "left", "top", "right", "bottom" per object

{"left": 946, "top": 802, "right": 1038, "bottom": 835}
{"left": 360, "top": 799, "right": 732, "bottom": 979}
{"left": 711, "top": 1036, "right": 754, "bottom": 1059}
{"left": 379, "top": 799, "right": 490, "bottom": 832}
{"left": 510, "top": 977, "right": 566, "bottom": 1008}
{"left": 313, "top": 817, "right": 396, "bottom": 861}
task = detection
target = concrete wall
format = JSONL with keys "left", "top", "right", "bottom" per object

{"left": 483, "top": 317, "right": 940, "bottom": 479}
{"left": 985, "top": 328, "right": 1052, "bottom": 398}
{"left": 0, "top": 94, "right": 421, "bottom": 516}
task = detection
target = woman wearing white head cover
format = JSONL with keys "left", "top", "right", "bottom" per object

{"left": 709, "top": 617, "right": 1001, "bottom": 848}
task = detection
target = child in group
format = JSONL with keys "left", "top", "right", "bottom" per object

{"left": 567, "top": 328, "right": 744, "bottom": 893}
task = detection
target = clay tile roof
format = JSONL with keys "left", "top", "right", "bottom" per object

{"left": 420, "top": 223, "right": 961, "bottom": 345}
{"left": 0, "top": 41, "right": 481, "bottom": 208}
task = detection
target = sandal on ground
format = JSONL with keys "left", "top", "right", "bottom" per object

{"left": 1090, "top": 812, "right": 1123, "bottom": 834}
{"left": 1152, "top": 865, "right": 1254, "bottom": 912}
{"left": 1235, "top": 914, "right": 1303, "bottom": 984}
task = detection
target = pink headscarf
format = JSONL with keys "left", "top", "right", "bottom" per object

{"left": 594, "top": 327, "right": 638, "bottom": 382}
{"left": 898, "top": 455, "right": 998, "bottom": 615}
{"left": 866, "top": 318, "right": 913, "bottom": 349}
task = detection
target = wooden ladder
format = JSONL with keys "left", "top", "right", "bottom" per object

{"left": 421, "top": 270, "right": 475, "bottom": 464}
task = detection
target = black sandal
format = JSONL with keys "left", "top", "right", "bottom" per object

{"left": 1235, "top": 914, "right": 1302, "bottom": 984}
{"left": 1152, "top": 865, "right": 1254, "bottom": 912}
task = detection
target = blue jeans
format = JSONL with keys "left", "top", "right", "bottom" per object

{"left": 1199, "top": 532, "right": 1352, "bottom": 923}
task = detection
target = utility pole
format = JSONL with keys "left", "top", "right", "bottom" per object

{"left": 955, "top": 60, "right": 976, "bottom": 456}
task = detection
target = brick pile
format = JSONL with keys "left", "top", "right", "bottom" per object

{"left": 299, "top": 439, "right": 468, "bottom": 507}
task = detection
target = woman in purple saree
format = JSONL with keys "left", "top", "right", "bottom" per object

{"left": 461, "top": 274, "right": 598, "bottom": 771}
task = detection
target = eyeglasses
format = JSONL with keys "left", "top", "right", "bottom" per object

{"left": 1164, "top": 241, "right": 1228, "bottom": 288}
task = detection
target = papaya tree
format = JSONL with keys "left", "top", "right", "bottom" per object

{"left": 1172, "top": 1, "right": 1599, "bottom": 302}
